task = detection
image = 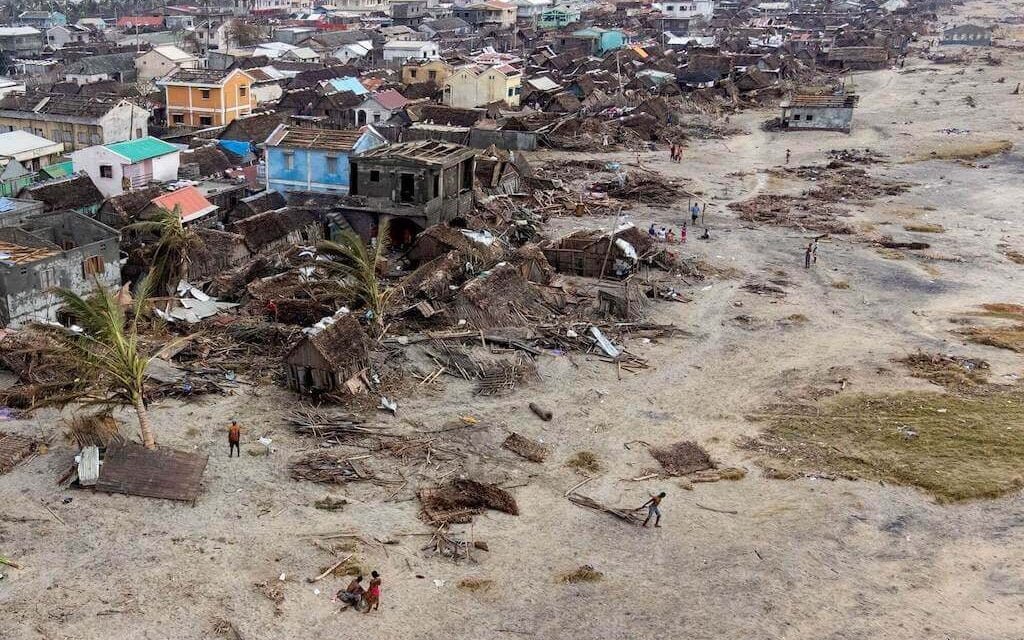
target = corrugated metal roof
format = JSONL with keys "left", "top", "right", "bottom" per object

{"left": 106, "top": 136, "right": 178, "bottom": 163}
{"left": 152, "top": 185, "right": 217, "bottom": 222}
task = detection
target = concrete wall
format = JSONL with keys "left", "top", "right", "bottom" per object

{"left": 0, "top": 214, "right": 120, "bottom": 327}
{"left": 782, "top": 106, "right": 854, "bottom": 132}
{"left": 71, "top": 145, "right": 127, "bottom": 197}
{"left": 136, "top": 50, "right": 198, "bottom": 82}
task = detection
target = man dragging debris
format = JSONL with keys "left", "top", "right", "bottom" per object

{"left": 228, "top": 419, "right": 241, "bottom": 458}
{"left": 641, "top": 492, "right": 666, "bottom": 528}
{"left": 338, "top": 575, "right": 365, "bottom": 611}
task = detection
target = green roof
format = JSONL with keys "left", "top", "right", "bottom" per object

{"left": 41, "top": 160, "right": 72, "bottom": 178}
{"left": 106, "top": 136, "right": 177, "bottom": 163}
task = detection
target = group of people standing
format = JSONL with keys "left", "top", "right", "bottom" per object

{"left": 669, "top": 143, "right": 684, "bottom": 163}
{"left": 337, "top": 571, "right": 383, "bottom": 613}
{"left": 648, "top": 202, "right": 708, "bottom": 244}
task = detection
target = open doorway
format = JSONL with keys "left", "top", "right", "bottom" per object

{"left": 388, "top": 216, "right": 422, "bottom": 249}
{"left": 399, "top": 173, "right": 415, "bottom": 203}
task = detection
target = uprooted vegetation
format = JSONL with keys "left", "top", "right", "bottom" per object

{"left": 897, "top": 352, "right": 990, "bottom": 390}
{"left": 558, "top": 565, "right": 604, "bottom": 584}
{"left": 957, "top": 304, "right": 1024, "bottom": 353}
{"left": 745, "top": 388, "right": 1024, "bottom": 501}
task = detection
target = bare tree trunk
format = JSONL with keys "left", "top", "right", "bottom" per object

{"left": 133, "top": 395, "right": 156, "bottom": 449}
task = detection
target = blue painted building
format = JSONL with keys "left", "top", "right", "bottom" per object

{"left": 565, "top": 27, "right": 629, "bottom": 56}
{"left": 264, "top": 125, "right": 387, "bottom": 195}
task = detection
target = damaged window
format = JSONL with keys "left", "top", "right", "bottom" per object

{"left": 82, "top": 255, "right": 104, "bottom": 277}
{"left": 99, "top": 165, "right": 113, "bottom": 178}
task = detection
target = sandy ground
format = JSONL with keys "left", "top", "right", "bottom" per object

{"left": 4, "top": 2, "right": 1024, "bottom": 639}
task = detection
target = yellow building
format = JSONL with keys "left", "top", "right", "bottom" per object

{"left": 442, "top": 64, "right": 522, "bottom": 109}
{"left": 401, "top": 58, "right": 453, "bottom": 86}
{"left": 158, "top": 68, "right": 255, "bottom": 128}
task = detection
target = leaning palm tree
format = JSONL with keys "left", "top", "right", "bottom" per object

{"left": 51, "top": 278, "right": 158, "bottom": 449}
{"left": 318, "top": 221, "right": 394, "bottom": 338}
{"left": 124, "top": 205, "right": 195, "bottom": 296}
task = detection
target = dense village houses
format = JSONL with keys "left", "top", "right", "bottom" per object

{"left": 0, "top": 95, "right": 150, "bottom": 151}
{"left": 71, "top": 137, "right": 181, "bottom": 198}
{"left": 158, "top": 68, "right": 256, "bottom": 128}
{"left": 135, "top": 45, "right": 200, "bottom": 82}
{"left": 513, "top": 0, "right": 553, "bottom": 25}
{"left": 558, "top": 27, "right": 629, "bottom": 55}
{"left": 391, "top": 0, "right": 430, "bottom": 27}
{"left": 115, "top": 16, "right": 164, "bottom": 29}
{"left": 264, "top": 125, "right": 388, "bottom": 195}
{"left": 353, "top": 89, "right": 411, "bottom": 125}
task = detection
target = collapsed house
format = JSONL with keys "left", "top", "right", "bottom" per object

{"left": 0, "top": 205, "right": 120, "bottom": 327}
{"left": 542, "top": 226, "right": 654, "bottom": 279}
{"left": 285, "top": 314, "right": 370, "bottom": 395}
{"left": 338, "top": 140, "right": 478, "bottom": 243}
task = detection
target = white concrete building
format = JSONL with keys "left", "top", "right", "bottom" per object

{"left": 382, "top": 40, "right": 439, "bottom": 65}
{"left": 653, "top": 0, "right": 714, "bottom": 22}
{"left": 71, "top": 137, "right": 180, "bottom": 197}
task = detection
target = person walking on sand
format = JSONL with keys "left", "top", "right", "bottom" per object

{"left": 680, "top": 222, "right": 687, "bottom": 244}
{"left": 338, "top": 575, "right": 365, "bottom": 611}
{"left": 804, "top": 243, "right": 813, "bottom": 269}
{"left": 364, "top": 571, "right": 382, "bottom": 613}
{"left": 786, "top": 148, "right": 791, "bottom": 165}
{"left": 690, "top": 202, "right": 700, "bottom": 225}
{"left": 228, "top": 419, "right": 241, "bottom": 458}
{"left": 812, "top": 238, "right": 819, "bottom": 265}
{"left": 642, "top": 492, "right": 666, "bottom": 528}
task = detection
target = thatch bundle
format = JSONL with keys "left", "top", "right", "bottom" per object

{"left": 418, "top": 479, "right": 519, "bottom": 524}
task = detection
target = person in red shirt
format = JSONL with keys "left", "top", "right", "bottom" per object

{"left": 363, "top": 571, "right": 381, "bottom": 613}
{"left": 228, "top": 419, "right": 241, "bottom": 458}
{"left": 680, "top": 223, "right": 687, "bottom": 244}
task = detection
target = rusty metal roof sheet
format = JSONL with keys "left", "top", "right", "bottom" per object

{"left": 94, "top": 442, "right": 208, "bottom": 502}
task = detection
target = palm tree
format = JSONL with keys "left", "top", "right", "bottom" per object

{"left": 51, "top": 279, "right": 158, "bottom": 449}
{"left": 125, "top": 205, "right": 194, "bottom": 296}
{"left": 318, "top": 221, "right": 394, "bottom": 338}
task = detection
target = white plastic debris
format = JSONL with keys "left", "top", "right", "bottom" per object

{"left": 379, "top": 396, "right": 398, "bottom": 414}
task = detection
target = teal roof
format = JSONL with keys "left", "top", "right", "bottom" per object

{"left": 328, "top": 76, "right": 368, "bottom": 96}
{"left": 41, "top": 160, "right": 72, "bottom": 178}
{"left": 106, "top": 136, "right": 177, "bottom": 163}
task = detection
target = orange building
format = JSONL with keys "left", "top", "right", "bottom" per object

{"left": 157, "top": 68, "right": 255, "bottom": 128}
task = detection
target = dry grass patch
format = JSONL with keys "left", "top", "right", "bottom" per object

{"left": 903, "top": 223, "right": 945, "bottom": 233}
{"left": 831, "top": 280, "right": 850, "bottom": 289}
{"left": 746, "top": 389, "right": 1024, "bottom": 501}
{"left": 911, "top": 139, "right": 1013, "bottom": 162}
{"left": 566, "top": 451, "right": 602, "bottom": 473}
{"left": 959, "top": 304, "right": 1024, "bottom": 352}
{"left": 1002, "top": 250, "right": 1024, "bottom": 265}
{"left": 458, "top": 577, "right": 495, "bottom": 592}
{"left": 876, "top": 248, "right": 906, "bottom": 260}
{"left": 897, "top": 352, "right": 989, "bottom": 390}
{"left": 558, "top": 565, "right": 604, "bottom": 583}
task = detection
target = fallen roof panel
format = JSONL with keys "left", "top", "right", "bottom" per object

{"left": 94, "top": 442, "right": 208, "bottom": 502}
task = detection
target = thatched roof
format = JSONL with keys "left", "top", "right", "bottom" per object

{"left": 17, "top": 174, "right": 103, "bottom": 212}
{"left": 231, "top": 206, "right": 319, "bottom": 253}
{"left": 454, "top": 262, "right": 551, "bottom": 329}
{"left": 407, "top": 224, "right": 500, "bottom": 266}
{"left": 286, "top": 314, "right": 370, "bottom": 372}
{"left": 188, "top": 227, "right": 249, "bottom": 280}
{"left": 98, "top": 186, "right": 164, "bottom": 227}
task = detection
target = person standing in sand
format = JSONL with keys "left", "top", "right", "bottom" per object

{"left": 228, "top": 419, "right": 241, "bottom": 458}
{"left": 641, "top": 492, "right": 666, "bottom": 528}
{"left": 364, "top": 571, "right": 382, "bottom": 613}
